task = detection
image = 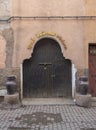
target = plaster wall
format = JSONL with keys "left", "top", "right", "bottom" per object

{"left": 0, "top": 0, "right": 96, "bottom": 93}
{"left": 0, "top": 0, "right": 10, "bottom": 18}
{"left": 11, "top": 0, "right": 86, "bottom": 70}
{"left": 0, "top": 0, "right": 11, "bottom": 31}
{"left": 0, "top": 34, "right": 6, "bottom": 68}
{"left": 0, "top": 0, "right": 12, "bottom": 69}
{"left": 12, "top": 19, "right": 85, "bottom": 70}
{"left": 84, "top": 20, "right": 96, "bottom": 68}
{"left": 0, "top": 0, "right": 95, "bottom": 89}
{"left": 84, "top": 0, "right": 96, "bottom": 16}
{"left": 0, "top": 0, "right": 95, "bottom": 70}
{"left": 11, "top": 0, "right": 85, "bottom": 16}
{"left": 84, "top": 0, "right": 96, "bottom": 68}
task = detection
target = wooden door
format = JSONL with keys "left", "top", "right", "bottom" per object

{"left": 23, "top": 38, "right": 72, "bottom": 98}
{"left": 89, "top": 44, "right": 96, "bottom": 97}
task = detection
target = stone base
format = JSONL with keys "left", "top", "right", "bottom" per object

{"left": 75, "top": 93, "right": 92, "bottom": 107}
{"left": 91, "top": 97, "right": 96, "bottom": 107}
{"left": 4, "top": 93, "right": 20, "bottom": 105}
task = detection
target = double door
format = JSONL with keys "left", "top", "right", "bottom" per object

{"left": 23, "top": 38, "right": 72, "bottom": 98}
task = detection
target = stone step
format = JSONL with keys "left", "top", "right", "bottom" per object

{"left": 22, "top": 98, "right": 74, "bottom": 105}
{"left": 4, "top": 93, "right": 20, "bottom": 105}
{"left": 75, "top": 94, "right": 92, "bottom": 107}
{"left": 91, "top": 97, "right": 96, "bottom": 107}
{"left": 75, "top": 93, "right": 96, "bottom": 107}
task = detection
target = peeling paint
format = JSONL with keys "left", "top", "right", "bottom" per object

{"left": 2, "top": 28, "right": 14, "bottom": 68}
{"left": 0, "top": 34, "right": 6, "bottom": 68}
{"left": 0, "top": 0, "right": 10, "bottom": 17}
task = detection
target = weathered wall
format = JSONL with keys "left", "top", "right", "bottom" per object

{"left": 10, "top": 0, "right": 96, "bottom": 71}
{"left": 0, "top": 34, "right": 6, "bottom": 68}
{"left": 2, "top": 28, "right": 14, "bottom": 68}
{"left": 84, "top": 0, "right": 96, "bottom": 16}
{"left": 1, "top": 0, "right": 96, "bottom": 89}
{"left": 0, "top": 21, "right": 15, "bottom": 88}
{"left": 11, "top": 0, "right": 85, "bottom": 16}
{"left": 83, "top": 0, "right": 96, "bottom": 68}
{"left": 0, "top": 29, "right": 14, "bottom": 68}
{"left": 11, "top": 0, "right": 86, "bottom": 70}
{"left": 0, "top": 0, "right": 10, "bottom": 17}
{"left": 0, "top": 0, "right": 20, "bottom": 89}
{"left": 0, "top": 0, "right": 10, "bottom": 30}
{"left": 0, "top": 0, "right": 11, "bottom": 68}
{"left": 0, "top": 29, "right": 17, "bottom": 89}
{"left": 12, "top": 20, "right": 85, "bottom": 70}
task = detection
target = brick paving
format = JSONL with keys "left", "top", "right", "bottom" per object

{"left": 0, "top": 104, "right": 96, "bottom": 130}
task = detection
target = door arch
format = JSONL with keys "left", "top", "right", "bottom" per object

{"left": 23, "top": 38, "right": 72, "bottom": 98}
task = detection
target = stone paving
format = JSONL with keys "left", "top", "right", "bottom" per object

{"left": 0, "top": 104, "right": 96, "bottom": 130}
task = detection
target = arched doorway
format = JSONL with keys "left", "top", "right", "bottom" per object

{"left": 23, "top": 38, "right": 72, "bottom": 98}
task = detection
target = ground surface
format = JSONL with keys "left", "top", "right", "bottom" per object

{"left": 0, "top": 104, "right": 96, "bottom": 130}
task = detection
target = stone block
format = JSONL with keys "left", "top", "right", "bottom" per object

{"left": 4, "top": 93, "right": 20, "bottom": 105}
{"left": 75, "top": 93, "right": 92, "bottom": 107}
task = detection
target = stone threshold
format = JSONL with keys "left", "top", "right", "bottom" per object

{"left": 22, "top": 98, "right": 74, "bottom": 105}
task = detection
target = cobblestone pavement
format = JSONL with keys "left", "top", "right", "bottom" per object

{"left": 0, "top": 104, "right": 96, "bottom": 130}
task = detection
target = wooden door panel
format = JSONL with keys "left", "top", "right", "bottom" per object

{"left": 89, "top": 45, "right": 96, "bottom": 97}
{"left": 23, "top": 38, "right": 72, "bottom": 98}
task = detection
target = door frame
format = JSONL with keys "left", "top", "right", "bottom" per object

{"left": 88, "top": 43, "right": 96, "bottom": 96}
{"left": 20, "top": 37, "right": 77, "bottom": 99}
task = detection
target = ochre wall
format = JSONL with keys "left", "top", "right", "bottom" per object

{"left": 11, "top": 0, "right": 85, "bottom": 16}
{"left": 84, "top": 0, "right": 96, "bottom": 68}
{"left": 10, "top": 0, "right": 96, "bottom": 70}
{"left": 0, "top": 0, "right": 96, "bottom": 89}
{"left": 84, "top": 0, "right": 96, "bottom": 16}
{"left": 0, "top": 34, "right": 6, "bottom": 68}
{"left": 11, "top": 20, "right": 85, "bottom": 69}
